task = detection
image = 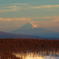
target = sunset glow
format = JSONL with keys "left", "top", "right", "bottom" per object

{"left": 13, "top": 53, "right": 43, "bottom": 59}
{"left": 0, "top": 0, "right": 59, "bottom": 32}
{"left": 25, "top": 55, "right": 43, "bottom": 59}
{"left": 32, "top": 24, "right": 39, "bottom": 28}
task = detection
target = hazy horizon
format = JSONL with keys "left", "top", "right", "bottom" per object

{"left": 0, "top": 0, "right": 59, "bottom": 32}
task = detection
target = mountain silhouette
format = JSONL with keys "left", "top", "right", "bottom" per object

{"left": 11, "top": 23, "right": 59, "bottom": 38}
{"left": 0, "top": 31, "right": 42, "bottom": 39}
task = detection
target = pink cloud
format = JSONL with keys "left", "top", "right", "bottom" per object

{"left": 33, "top": 16, "right": 59, "bottom": 22}
{"left": 0, "top": 18, "right": 12, "bottom": 21}
{"left": 0, "top": 17, "right": 31, "bottom": 21}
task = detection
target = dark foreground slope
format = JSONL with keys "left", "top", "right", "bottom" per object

{"left": 0, "top": 31, "right": 41, "bottom": 39}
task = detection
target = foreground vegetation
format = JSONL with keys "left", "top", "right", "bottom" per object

{"left": 0, "top": 38, "right": 59, "bottom": 59}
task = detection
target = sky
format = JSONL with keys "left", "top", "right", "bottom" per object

{"left": 0, "top": 0, "right": 59, "bottom": 32}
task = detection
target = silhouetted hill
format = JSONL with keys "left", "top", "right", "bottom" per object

{"left": 0, "top": 31, "right": 42, "bottom": 39}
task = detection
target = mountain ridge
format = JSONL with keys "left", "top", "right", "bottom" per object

{"left": 0, "top": 31, "right": 43, "bottom": 39}
{"left": 11, "top": 23, "right": 59, "bottom": 38}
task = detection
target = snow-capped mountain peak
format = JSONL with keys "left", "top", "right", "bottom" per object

{"left": 19, "top": 22, "right": 39, "bottom": 29}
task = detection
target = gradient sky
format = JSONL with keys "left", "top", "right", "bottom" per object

{"left": 0, "top": 0, "right": 59, "bottom": 32}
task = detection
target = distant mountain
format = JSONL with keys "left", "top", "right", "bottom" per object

{"left": 11, "top": 23, "right": 59, "bottom": 39}
{"left": 16, "top": 23, "right": 33, "bottom": 30}
{"left": 0, "top": 31, "right": 42, "bottom": 39}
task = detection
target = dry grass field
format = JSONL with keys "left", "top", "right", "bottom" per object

{"left": 0, "top": 38, "right": 59, "bottom": 59}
